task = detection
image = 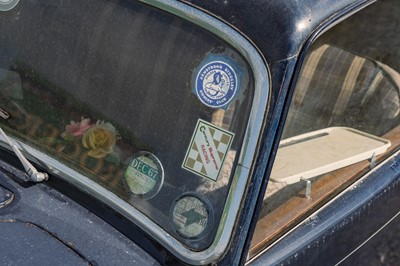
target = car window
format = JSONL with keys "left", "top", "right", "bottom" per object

{"left": 251, "top": 0, "right": 400, "bottom": 258}
{"left": 0, "top": 0, "right": 255, "bottom": 253}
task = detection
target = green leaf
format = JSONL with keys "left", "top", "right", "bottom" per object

{"left": 105, "top": 151, "right": 120, "bottom": 165}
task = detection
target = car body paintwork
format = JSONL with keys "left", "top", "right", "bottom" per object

{"left": 0, "top": 0, "right": 399, "bottom": 265}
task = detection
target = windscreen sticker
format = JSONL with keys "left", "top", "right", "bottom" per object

{"left": 192, "top": 50, "right": 245, "bottom": 110}
{"left": 170, "top": 193, "right": 213, "bottom": 239}
{"left": 124, "top": 151, "right": 164, "bottom": 199}
{"left": 182, "top": 119, "right": 234, "bottom": 182}
{"left": 195, "top": 61, "right": 238, "bottom": 109}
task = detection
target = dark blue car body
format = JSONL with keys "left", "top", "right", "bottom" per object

{"left": 0, "top": 0, "right": 399, "bottom": 265}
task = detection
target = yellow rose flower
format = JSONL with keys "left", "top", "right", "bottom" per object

{"left": 82, "top": 122, "right": 117, "bottom": 158}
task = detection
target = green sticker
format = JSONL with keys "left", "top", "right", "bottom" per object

{"left": 170, "top": 193, "right": 213, "bottom": 239}
{"left": 124, "top": 152, "right": 164, "bottom": 199}
{"left": 182, "top": 119, "right": 234, "bottom": 181}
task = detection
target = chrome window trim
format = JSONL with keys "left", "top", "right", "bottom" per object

{"left": 308, "top": 0, "right": 376, "bottom": 44}
{"left": 0, "top": 0, "right": 270, "bottom": 264}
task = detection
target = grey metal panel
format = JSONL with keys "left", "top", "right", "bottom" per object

{"left": 0, "top": 221, "right": 88, "bottom": 266}
{"left": 249, "top": 151, "right": 400, "bottom": 265}
{"left": 0, "top": 162, "right": 159, "bottom": 266}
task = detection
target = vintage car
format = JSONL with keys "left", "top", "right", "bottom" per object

{"left": 0, "top": 0, "right": 399, "bottom": 265}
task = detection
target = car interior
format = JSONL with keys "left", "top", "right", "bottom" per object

{"left": 251, "top": 0, "right": 400, "bottom": 258}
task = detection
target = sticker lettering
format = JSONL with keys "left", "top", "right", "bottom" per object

{"left": 195, "top": 61, "right": 238, "bottom": 108}
{"left": 182, "top": 119, "right": 234, "bottom": 181}
{"left": 124, "top": 152, "right": 164, "bottom": 199}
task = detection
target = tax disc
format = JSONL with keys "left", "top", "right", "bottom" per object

{"left": 170, "top": 193, "right": 213, "bottom": 239}
{"left": 124, "top": 151, "right": 164, "bottom": 199}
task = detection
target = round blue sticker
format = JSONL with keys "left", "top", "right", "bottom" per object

{"left": 195, "top": 61, "right": 238, "bottom": 108}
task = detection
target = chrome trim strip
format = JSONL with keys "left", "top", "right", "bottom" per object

{"left": 0, "top": 0, "right": 270, "bottom": 264}
{"left": 334, "top": 210, "right": 400, "bottom": 266}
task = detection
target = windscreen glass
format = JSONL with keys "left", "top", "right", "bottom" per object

{"left": 0, "top": 0, "right": 254, "bottom": 250}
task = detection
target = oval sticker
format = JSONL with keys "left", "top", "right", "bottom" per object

{"left": 195, "top": 61, "right": 238, "bottom": 108}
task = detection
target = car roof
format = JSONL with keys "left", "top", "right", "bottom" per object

{"left": 181, "top": 0, "right": 370, "bottom": 61}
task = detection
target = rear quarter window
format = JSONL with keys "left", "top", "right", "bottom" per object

{"left": 251, "top": 0, "right": 400, "bottom": 258}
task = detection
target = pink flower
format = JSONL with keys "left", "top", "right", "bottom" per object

{"left": 62, "top": 118, "right": 93, "bottom": 140}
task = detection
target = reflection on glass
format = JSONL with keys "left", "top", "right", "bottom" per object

{"left": 261, "top": 0, "right": 400, "bottom": 219}
{"left": 0, "top": 0, "right": 254, "bottom": 250}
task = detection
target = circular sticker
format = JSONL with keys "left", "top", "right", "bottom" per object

{"left": 0, "top": 0, "right": 19, "bottom": 11}
{"left": 124, "top": 151, "right": 164, "bottom": 199}
{"left": 195, "top": 61, "right": 238, "bottom": 108}
{"left": 170, "top": 193, "right": 213, "bottom": 239}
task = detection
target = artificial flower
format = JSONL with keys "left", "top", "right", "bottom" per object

{"left": 82, "top": 121, "right": 117, "bottom": 158}
{"left": 62, "top": 117, "right": 93, "bottom": 140}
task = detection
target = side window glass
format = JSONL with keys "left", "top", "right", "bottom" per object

{"left": 251, "top": 0, "right": 400, "bottom": 258}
